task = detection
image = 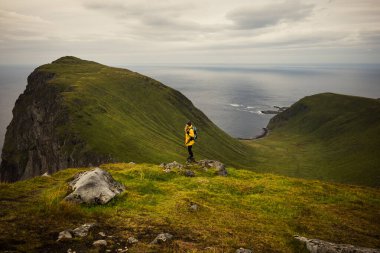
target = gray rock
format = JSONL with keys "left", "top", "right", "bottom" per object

{"left": 72, "top": 223, "right": 96, "bottom": 237}
{"left": 41, "top": 172, "right": 51, "bottom": 177}
{"left": 189, "top": 203, "right": 199, "bottom": 211}
{"left": 197, "top": 160, "right": 227, "bottom": 176}
{"left": 67, "top": 249, "right": 76, "bottom": 253}
{"left": 64, "top": 168, "right": 125, "bottom": 204}
{"left": 236, "top": 248, "right": 252, "bottom": 253}
{"left": 160, "top": 161, "right": 184, "bottom": 171}
{"left": 151, "top": 233, "right": 173, "bottom": 244}
{"left": 185, "top": 170, "right": 195, "bottom": 177}
{"left": 93, "top": 239, "right": 107, "bottom": 247}
{"left": 294, "top": 235, "right": 380, "bottom": 253}
{"left": 98, "top": 231, "right": 106, "bottom": 237}
{"left": 57, "top": 230, "right": 72, "bottom": 241}
{"left": 127, "top": 236, "right": 139, "bottom": 244}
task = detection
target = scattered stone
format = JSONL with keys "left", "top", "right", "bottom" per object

{"left": 41, "top": 172, "right": 51, "bottom": 177}
{"left": 160, "top": 161, "right": 184, "bottom": 171}
{"left": 72, "top": 223, "right": 96, "bottom": 237}
{"left": 67, "top": 249, "right": 76, "bottom": 253}
{"left": 117, "top": 248, "right": 128, "bottom": 253}
{"left": 197, "top": 160, "right": 227, "bottom": 176}
{"left": 294, "top": 235, "right": 380, "bottom": 253}
{"left": 129, "top": 162, "right": 135, "bottom": 165}
{"left": 185, "top": 170, "right": 195, "bottom": 177}
{"left": 106, "top": 250, "right": 111, "bottom": 253}
{"left": 93, "top": 239, "right": 107, "bottom": 247}
{"left": 151, "top": 233, "right": 173, "bottom": 244}
{"left": 127, "top": 236, "right": 139, "bottom": 244}
{"left": 98, "top": 231, "right": 106, "bottom": 237}
{"left": 236, "top": 248, "right": 252, "bottom": 253}
{"left": 64, "top": 168, "right": 125, "bottom": 204}
{"left": 189, "top": 203, "right": 199, "bottom": 211}
{"left": 57, "top": 230, "right": 72, "bottom": 241}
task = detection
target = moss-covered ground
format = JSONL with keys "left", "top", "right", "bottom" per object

{"left": 1, "top": 163, "right": 379, "bottom": 252}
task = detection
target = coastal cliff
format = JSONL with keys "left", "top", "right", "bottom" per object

{"left": 0, "top": 62, "right": 112, "bottom": 181}
{"left": 0, "top": 56, "right": 252, "bottom": 182}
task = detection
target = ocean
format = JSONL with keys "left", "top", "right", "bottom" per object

{"left": 1, "top": 64, "right": 380, "bottom": 152}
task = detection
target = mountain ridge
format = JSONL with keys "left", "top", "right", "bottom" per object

{"left": 0, "top": 56, "right": 254, "bottom": 182}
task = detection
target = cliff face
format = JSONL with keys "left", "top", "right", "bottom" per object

{"left": 0, "top": 56, "right": 253, "bottom": 182}
{"left": 0, "top": 63, "right": 111, "bottom": 182}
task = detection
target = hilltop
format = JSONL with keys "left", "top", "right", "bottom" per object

{"left": 246, "top": 93, "right": 380, "bottom": 187}
{"left": 0, "top": 163, "right": 379, "bottom": 252}
{"left": 0, "top": 56, "right": 253, "bottom": 182}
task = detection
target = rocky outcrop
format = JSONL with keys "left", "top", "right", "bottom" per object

{"left": 150, "top": 233, "right": 173, "bottom": 244}
{"left": 0, "top": 68, "right": 112, "bottom": 182}
{"left": 64, "top": 168, "right": 125, "bottom": 204}
{"left": 197, "top": 159, "right": 228, "bottom": 176}
{"left": 294, "top": 235, "right": 380, "bottom": 253}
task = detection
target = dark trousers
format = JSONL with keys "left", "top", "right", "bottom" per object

{"left": 187, "top": 145, "right": 193, "bottom": 158}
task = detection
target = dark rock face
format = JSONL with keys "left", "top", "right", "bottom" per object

{"left": 0, "top": 70, "right": 112, "bottom": 182}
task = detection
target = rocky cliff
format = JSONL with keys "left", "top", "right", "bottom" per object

{"left": 0, "top": 56, "right": 252, "bottom": 182}
{"left": 0, "top": 63, "right": 112, "bottom": 182}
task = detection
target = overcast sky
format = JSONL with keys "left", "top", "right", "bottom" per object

{"left": 0, "top": 0, "right": 379, "bottom": 66}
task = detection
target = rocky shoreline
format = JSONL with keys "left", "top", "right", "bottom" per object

{"left": 237, "top": 127, "right": 268, "bottom": 140}
{"left": 260, "top": 106, "right": 289, "bottom": 115}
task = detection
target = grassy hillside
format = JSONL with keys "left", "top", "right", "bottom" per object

{"left": 35, "top": 56, "right": 253, "bottom": 167}
{"left": 245, "top": 93, "right": 380, "bottom": 187}
{"left": 0, "top": 163, "right": 379, "bottom": 252}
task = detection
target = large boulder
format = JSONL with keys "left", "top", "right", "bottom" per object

{"left": 64, "top": 168, "right": 125, "bottom": 204}
{"left": 294, "top": 235, "right": 380, "bottom": 253}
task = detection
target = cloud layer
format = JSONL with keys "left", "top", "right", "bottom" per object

{"left": 0, "top": 0, "right": 379, "bottom": 65}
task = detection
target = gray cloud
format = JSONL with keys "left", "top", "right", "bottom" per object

{"left": 0, "top": 0, "right": 379, "bottom": 65}
{"left": 227, "top": 0, "right": 315, "bottom": 29}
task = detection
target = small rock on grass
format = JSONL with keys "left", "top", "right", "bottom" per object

{"left": 98, "top": 231, "right": 106, "bottom": 237}
{"left": 151, "top": 233, "right": 173, "bottom": 244}
{"left": 185, "top": 170, "right": 195, "bottom": 177}
{"left": 93, "top": 239, "right": 107, "bottom": 247}
{"left": 236, "top": 248, "right": 252, "bottom": 253}
{"left": 42, "top": 172, "right": 51, "bottom": 177}
{"left": 57, "top": 230, "right": 73, "bottom": 241}
{"left": 189, "top": 203, "right": 199, "bottom": 211}
{"left": 72, "top": 223, "right": 96, "bottom": 237}
{"left": 127, "top": 236, "right": 139, "bottom": 244}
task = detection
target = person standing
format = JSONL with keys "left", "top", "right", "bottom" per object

{"left": 185, "top": 121, "right": 196, "bottom": 162}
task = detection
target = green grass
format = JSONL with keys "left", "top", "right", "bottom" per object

{"left": 35, "top": 56, "right": 254, "bottom": 167}
{"left": 245, "top": 93, "right": 380, "bottom": 187}
{"left": 0, "top": 163, "right": 379, "bottom": 252}
{"left": 34, "top": 59, "right": 380, "bottom": 187}
{"left": 2, "top": 57, "right": 379, "bottom": 187}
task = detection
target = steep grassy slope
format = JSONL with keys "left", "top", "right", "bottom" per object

{"left": 0, "top": 56, "right": 255, "bottom": 181}
{"left": 52, "top": 58, "right": 251, "bottom": 165}
{"left": 246, "top": 93, "right": 380, "bottom": 187}
{"left": 0, "top": 163, "right": 379, "bottom": 252}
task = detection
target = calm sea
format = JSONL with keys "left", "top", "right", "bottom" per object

{"left": 1, "top": 64, "right": 380, "bottom": 152}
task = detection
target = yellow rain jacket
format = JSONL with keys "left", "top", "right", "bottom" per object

{"left": 185, "top": 125, "right": 195, "bottom": 146}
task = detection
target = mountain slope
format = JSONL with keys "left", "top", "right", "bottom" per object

{"left": 246, "top": 93, "right": 380, "bottom": 187}
{"left": 0, "top": 163, "right": 379, "bottom": 252}
{"left": 0, "top": 56, "right": 254, "bottom": 182}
